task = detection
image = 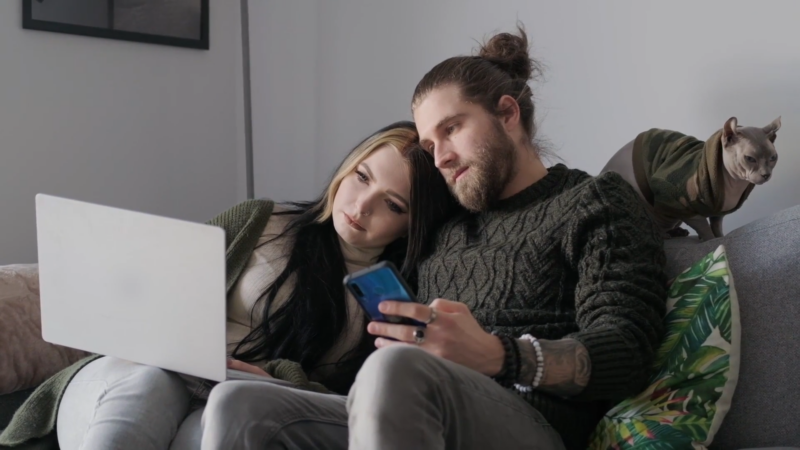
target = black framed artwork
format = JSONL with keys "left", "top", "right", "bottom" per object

{"left": 22, "top": 0, "right": 209, "bottom": 50}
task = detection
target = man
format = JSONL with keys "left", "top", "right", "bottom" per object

{"left": 345, "top": 26, "right": 667, "bottom": 450}
{"left": 199, "top": 25, "right": 667, "bottom": 450}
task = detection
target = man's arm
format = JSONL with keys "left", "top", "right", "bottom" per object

{"left": 513, "top": 175, "right": 668, "bottom": 400}
{"left": 516, "top": 338, "right": 591, "bottom": 398}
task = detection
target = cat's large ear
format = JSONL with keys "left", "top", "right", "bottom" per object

{"left": 723, "top": 117, "right": 739, "bottom": 144}
{"left": 763, "top": 116, "right": 781, "bottom": 143}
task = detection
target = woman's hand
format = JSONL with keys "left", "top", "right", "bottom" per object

{"left": 367, "top": 298, "right": 505, "bottom": 376}
{"left": 227, "top": 358, "right": 273, "bottom": 378}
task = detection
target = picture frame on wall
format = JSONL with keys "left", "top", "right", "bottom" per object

{"left": 22, "top": 0, "right": 209, "bottom": 50}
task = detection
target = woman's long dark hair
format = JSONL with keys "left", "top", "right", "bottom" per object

{"left": 231, "top": 121, "right": 460, "bottom": 394}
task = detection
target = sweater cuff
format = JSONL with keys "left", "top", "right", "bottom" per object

{"left": 569, "top": 327, "right": 640, "bottom": 400}
{"left": 262, "top": 359, "right": 333, "bottom": 394}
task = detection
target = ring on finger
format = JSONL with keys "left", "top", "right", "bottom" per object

{"left": 425, "top": 307, "right": 438, "bottom": 325}
{"left": 413, "top": 327, "right": 426, "bottom": 345}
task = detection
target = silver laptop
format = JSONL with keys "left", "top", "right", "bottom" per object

{"left": 35, "top": 194, "right": 272, "bottom": 383}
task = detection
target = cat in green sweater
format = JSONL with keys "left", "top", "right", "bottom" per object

{"left": 602, "top": 116, "right": 781, "bottom": 240}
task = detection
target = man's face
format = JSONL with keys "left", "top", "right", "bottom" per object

{"left": 414, "top": 85, "right": 517, "bottom": 212}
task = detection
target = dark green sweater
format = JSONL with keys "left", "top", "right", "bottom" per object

{"left": 416, "top": 165, "right": 668, "bottom": 450}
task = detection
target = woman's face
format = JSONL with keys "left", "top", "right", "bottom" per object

{"left": 332, "top": 144, "right": 411, "bottom": 249}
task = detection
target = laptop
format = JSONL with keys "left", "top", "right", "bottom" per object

{"left": 35, "top": 193, "right": 274, "bottom": 383}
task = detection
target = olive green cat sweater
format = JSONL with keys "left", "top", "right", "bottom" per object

{"left": 632, "top": 128, "right": 755, "bottom": 220}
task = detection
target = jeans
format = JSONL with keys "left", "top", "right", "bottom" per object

{"left": 57, "top": 356, "right": 203, "bottom": 450}
{"left": 56, "top": 357, "right": 345, "bottom": 450}
{"left": 202, "top": 346, "right": 565, "bottom": 450}
{"left": 58, "top": 347, "right": 566, "bottom": 450}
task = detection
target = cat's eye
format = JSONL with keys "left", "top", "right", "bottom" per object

{"left": 745, "top": 156, "right": 757, "bottom": 163}
{"left": 770, "top": 155, "right": 778, "bottom": 162}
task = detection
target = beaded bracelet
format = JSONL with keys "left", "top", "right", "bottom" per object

{"left": 491, "top": 332, "right": 521, "bottom": 388}
{"left": 515, "top": 334, "right": 544, "bottom": 393}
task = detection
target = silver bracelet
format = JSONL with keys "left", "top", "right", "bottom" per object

{"left": 514, "top": 334, "right": 544, "bottom": 392}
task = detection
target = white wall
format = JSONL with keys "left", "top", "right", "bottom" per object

{"left": 248, "top": 0, "right": 319, "bottom": 202}
{"left": 0, "top": 0, "right": 248, "bottom": 264}
{"left": 250, "top": 0, "right": 800, "bottom": 233}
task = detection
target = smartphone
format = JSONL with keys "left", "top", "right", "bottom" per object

{"left": 343, "top": 261, "right": 425, "bottom": 327}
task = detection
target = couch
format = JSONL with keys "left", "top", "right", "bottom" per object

{"left": 1, "top": 205, "right": 799, "bottom": 450}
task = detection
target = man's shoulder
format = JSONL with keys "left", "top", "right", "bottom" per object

{"left": 587, "top": 170, "right": 642, "bottom": 202}
{"left": 564, "top": 170, "right": 658, "bottom": 227}
{"left": 547, "top": 167, "right": 639, "bottom": 208}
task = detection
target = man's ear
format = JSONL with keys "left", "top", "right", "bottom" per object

{"left": 495, "top": 95, "right": 521, "bottom": 131}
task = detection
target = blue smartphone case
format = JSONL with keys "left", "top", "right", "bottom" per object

{"left": 343, "top": 261, "right": 424, "bottom": 326}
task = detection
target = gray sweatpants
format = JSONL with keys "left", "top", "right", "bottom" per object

{"left": 57, "top": 347, "right": 565, "bottom": 449}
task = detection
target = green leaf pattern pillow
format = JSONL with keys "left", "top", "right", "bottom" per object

{"left": 589, "top": 245, "right": 741, "bottom": 450}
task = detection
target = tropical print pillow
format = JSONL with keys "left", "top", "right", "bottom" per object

{"left": 589, "top": 245, "right": 741, "bottom": 450}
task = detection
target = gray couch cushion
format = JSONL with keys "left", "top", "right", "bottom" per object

{"left": 664, "top": 205, "right": 800, "bottom": 449}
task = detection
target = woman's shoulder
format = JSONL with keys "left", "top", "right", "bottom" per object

{"left": 206, "top": 199, "right": 277, "bottom": 248}
{"left": 210, "top": 199, "right": 306, "bottom": 244}
{"left": 208, "top": 198, "right": 274, "bottom": 224}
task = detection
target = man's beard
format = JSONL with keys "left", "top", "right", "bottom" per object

{"left": 448, "top": 120, "right": 517, "bottom": 212}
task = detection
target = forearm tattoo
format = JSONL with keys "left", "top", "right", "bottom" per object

{"left": 516, "top": 338, "right": 591, "bottom": 398}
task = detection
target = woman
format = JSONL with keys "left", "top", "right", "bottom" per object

{"left": 0, "top": 121, "right": 459, "bottom": 450}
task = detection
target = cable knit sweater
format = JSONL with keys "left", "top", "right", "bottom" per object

{"left": 416, "top": 164, "right": 668, "bottom": 450}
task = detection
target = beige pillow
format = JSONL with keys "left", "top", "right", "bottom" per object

{"left": 0, "top": 264, "right": 89, "bottom": 394}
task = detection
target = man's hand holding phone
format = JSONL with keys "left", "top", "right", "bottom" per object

{"left": 345, "top": 262, "right": 505, "bottom": 376}
{"left": 366, "top": 298, "right": 505, "bottom": 378}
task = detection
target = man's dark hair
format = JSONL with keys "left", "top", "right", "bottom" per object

{"left": 412, "top": 24, "right": 544, "bottom": 140}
